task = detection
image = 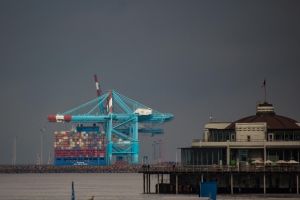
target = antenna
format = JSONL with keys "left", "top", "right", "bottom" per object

{"left": 38, "top": 126, "right": 46, "bottom": 165}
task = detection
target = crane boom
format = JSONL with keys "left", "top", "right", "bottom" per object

{"left": 47, "top": 89, "right": 174, "bottom": 165}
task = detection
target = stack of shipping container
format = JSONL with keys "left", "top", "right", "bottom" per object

{"left": 54, "top": 126, "right": 106, "bottom": 165}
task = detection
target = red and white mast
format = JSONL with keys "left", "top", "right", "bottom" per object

{"left": 94, "top": 74, "right": 101, "bottom": 97}
{"left": 108, "top": 90, "right": 113, "bottom": 113}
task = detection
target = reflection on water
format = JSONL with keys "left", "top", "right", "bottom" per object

{"left": 0, "top": 173, "right": 299, "bottom": 200}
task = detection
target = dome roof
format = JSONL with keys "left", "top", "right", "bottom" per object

{"left": 226, "top": 102, "right": 300, "bottom": 130}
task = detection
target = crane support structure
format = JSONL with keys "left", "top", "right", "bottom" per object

{"left": 48, "top": 90, "right": 173, "bottom": 165}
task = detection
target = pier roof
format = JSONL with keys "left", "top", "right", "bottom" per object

{"left": 226, "top": 102, "right": 300, "bottom": 130}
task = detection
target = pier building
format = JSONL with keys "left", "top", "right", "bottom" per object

{"left": 140, "top": 100, "right": 300, "bottom": 194}
{"left": 182, "top": 101, "right": 300, "bottom": 167}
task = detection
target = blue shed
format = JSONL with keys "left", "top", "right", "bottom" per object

{"left": 200, "top": 182, "right": 217, "bottom": 200}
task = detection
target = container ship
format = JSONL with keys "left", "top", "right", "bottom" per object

{"left": 54, "top": 125, "right": 106, "bottom": 165}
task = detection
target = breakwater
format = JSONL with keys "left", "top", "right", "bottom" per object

{"left": 0, "top": 165, "right": 141, "bottom": 173}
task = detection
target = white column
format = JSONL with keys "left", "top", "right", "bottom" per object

{"left": 227, "top": 141, "right": 230, "bottom": 165}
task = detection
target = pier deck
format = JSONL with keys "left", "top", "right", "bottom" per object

{"left": 139, "top": 165, "right": 300, "bottom": 174}
{"left": 140, "top": 165, "right": 300, "bottom": 195}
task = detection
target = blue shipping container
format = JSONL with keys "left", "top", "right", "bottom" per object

{"left": 200, "top": 182, "right": 217, "bottom": 200}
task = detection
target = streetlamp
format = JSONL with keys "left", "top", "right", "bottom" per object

{"left": 161, "top": 141, "right": 164, "bottom": 164}
{"left": 158, "top": 140, "right": 164, "bottom": 165}
{"left": 157, "top": 141, "right": 160, "bottom": 165}
{"left": 13, "top": 135, "right": 17, "bottom": 165}
{"left": 38, "top": 126, "right": 46, "bottom": 165}
{"left": 165, "top": 140, "right": 169, "bottom": 163}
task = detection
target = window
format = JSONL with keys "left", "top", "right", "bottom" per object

{"left": 247, "top": 135, "right": 251, "bottom": 142}
{"left": 231, "top": 134, "right": 235, "bottom": 141}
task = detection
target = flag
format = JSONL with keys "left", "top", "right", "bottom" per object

{"left": 261, "top": 79, "right": 266, "bottom": 88}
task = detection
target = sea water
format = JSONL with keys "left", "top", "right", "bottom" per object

{"left": 0, "top": 173, "right": 299, "bottom": 200}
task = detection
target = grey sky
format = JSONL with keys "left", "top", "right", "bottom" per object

{"left": 0, "top": 0, "right": 299, "bottom": 165}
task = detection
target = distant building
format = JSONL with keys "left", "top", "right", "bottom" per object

{"left": 181, "top": 101, "right": 300, "bottom": 166}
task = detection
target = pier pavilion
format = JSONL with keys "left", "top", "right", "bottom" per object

{"left": 182, "top": 101, "right": 300, "bottom": 168}
{"left": 140, "top": 101, "right": 300, "bottom": 194}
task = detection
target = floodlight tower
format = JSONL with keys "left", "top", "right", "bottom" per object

{"left": 158, "top": 140, "right": 161, "bottom": 165}
{"left": 13, "top": 135, "right": 17, "bottom": 165}
{"left": 166, "top": 140, "right": 169, "bottom": 163}
{"left": 38, "top": 126, "right": 46, "bottom": 165}
{"left": 153, "top": 141, "right": 157, "bottom": 164}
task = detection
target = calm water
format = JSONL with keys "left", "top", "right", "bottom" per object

{"left": 0, "top": 173, "right": 299, "bottom": 200}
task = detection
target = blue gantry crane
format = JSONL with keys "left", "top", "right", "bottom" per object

{"left": 48, "top": 89, "right": 173, "bottom": 165}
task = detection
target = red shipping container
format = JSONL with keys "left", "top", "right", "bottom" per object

{"left": 68, "top": 152, "right": 71, "bottom": 157}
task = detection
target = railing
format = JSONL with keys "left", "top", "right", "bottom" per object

{"left": 192, "top": 139, "right": 300, "bottom": 142}
{"left": 139, "top": 165, "right": 300, "bottom": 173}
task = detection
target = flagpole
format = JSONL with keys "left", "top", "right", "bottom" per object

{"left": 264, "top": 85, "right": 266, "bottom": 103}
{"left": 264, "top": 85, "right": 267, "bottom": 103}
{"left": 264, "top": 79, "right": 266, "bottom": 103}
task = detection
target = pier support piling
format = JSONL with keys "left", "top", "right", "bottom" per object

{"left": 230, "top": 173, "right": 233, "bottom": 194}
{"left": 264, "top": 173, "right": 266, "bottom": 194}
{"left": 157, "top": 173, "right": 159, "bottom": 194}
{"left": 297, "top": 174, "right": 299, "bottom": 194}
{"left": 143, "top": 173, "right": 145, "bottom": 194}
{"left": 176, "top": 174, "right": 178, "bottom": 194}
{"left": 146, "top": 172, "right": 148, "bottom": 193}
{"left": 148, "top": 173, "right": 150, "bottom": 193}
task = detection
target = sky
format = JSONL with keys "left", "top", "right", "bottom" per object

{"left": 0, "top": 0, "right": 299, "bottom": 165}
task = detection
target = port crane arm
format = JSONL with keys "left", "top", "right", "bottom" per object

{"left": 47, "top": 89, "right": 173, "bottom": 165}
